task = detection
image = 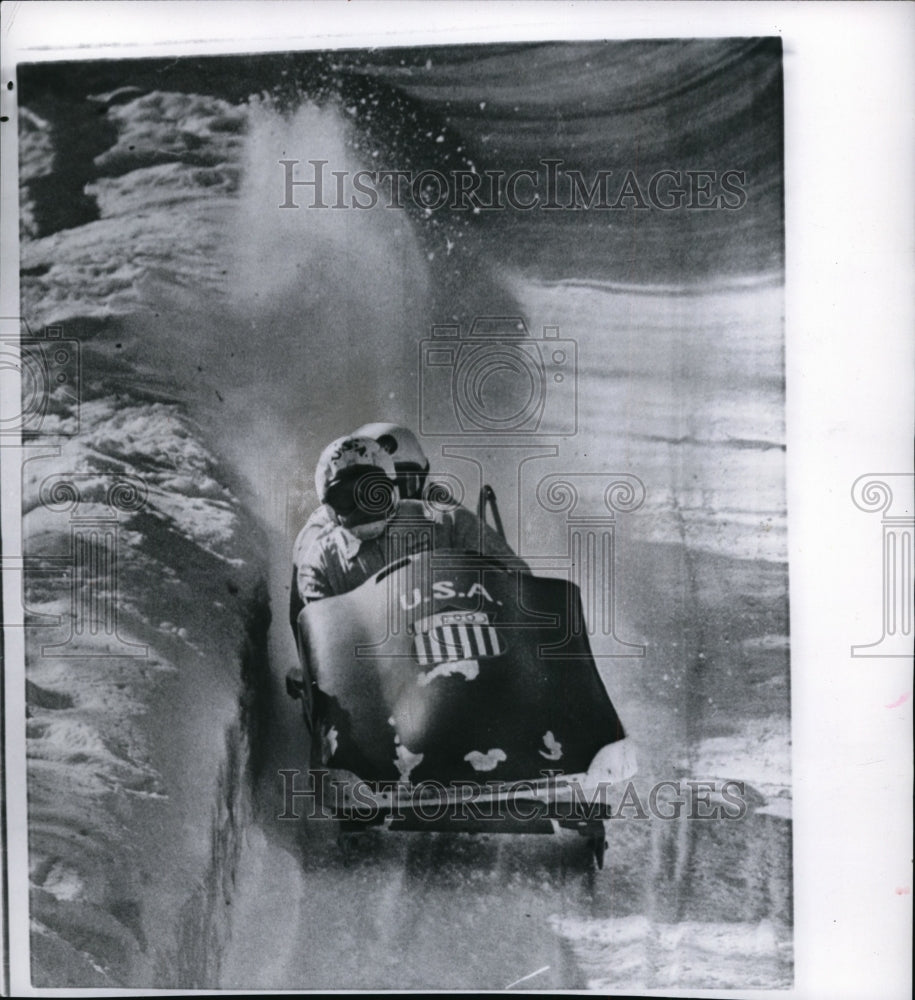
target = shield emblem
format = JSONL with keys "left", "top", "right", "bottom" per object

{"left": 412, "top": 610, "right": 503, "bottom": 665}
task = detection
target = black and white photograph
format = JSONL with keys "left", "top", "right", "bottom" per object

{"left": 1, "top": 3, "right": 911, "bottom": 996}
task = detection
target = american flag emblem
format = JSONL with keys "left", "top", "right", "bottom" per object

{"left": 413, "top": 611, "right": 503, "bottom": 665}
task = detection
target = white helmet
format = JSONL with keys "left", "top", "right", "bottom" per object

{"left": 352, "top": 422, "right": 429, "bottom": 501}
{"left": 314, "top": 435, "right": 399, "bottom": 536}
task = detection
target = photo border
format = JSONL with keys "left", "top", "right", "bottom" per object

{"left": 2, "top": 3, "right": 912, "bottom": 997}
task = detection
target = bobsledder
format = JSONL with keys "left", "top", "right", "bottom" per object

{"left": 286, "top": 487, "right": 636, "bottom": 868}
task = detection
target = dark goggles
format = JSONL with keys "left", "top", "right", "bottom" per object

{"left": 324, "top": 469, "right": 397, "bottom": 520}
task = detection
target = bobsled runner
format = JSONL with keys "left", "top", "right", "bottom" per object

{"left": 287, "top": 499, "right": 636, "bottom": 868}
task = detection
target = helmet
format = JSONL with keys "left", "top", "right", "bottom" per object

{"left": 353, "top": 422, "right": 429, "bottom": 500}
{"left": 314, "top": 435, "right": 399, "bottom": 534}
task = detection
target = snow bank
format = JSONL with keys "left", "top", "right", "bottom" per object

{"left": 20, "top": 88, "right": 272, "bottom": 988}
{"left": 23, "top": 393, "right": 270, "bottom": 986}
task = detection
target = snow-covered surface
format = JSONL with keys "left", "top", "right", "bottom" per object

{"left": 550, "top": 914, "right": 793, "bottom": 990}
{"left": 20, "top": 91, "right": 244, "bottom": 326}
{"left": 691, "top": 716, "right": 792, "bottom": 810}
{"left": 20, "top": 87, "right": 270, "bottom": 987}
{"left": 512, "top": 273, "right": 788, "bottom": 566}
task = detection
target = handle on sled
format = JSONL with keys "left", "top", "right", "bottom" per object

{"left": 478, "top": 484, "right": 506, "bottom": 541}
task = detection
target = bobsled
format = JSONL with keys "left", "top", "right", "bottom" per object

{"left": 288, "top": 539, "right": 636, "bottom": 867}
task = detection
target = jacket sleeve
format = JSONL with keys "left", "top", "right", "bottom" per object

{"left": 288, "top": 566, "right": 304, "bottom": 635}
{"left": 289, "top": 559, "right": 332, "bottom": 638}
{"left": 291, "top": 517, "right": 336, "bottom": 625}
{"left": 295, "top": 551, "right": 334, "bottom": 606}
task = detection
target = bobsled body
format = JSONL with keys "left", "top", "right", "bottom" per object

{"left": 292, "top": 549, "right": 635, "bottom": 860}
